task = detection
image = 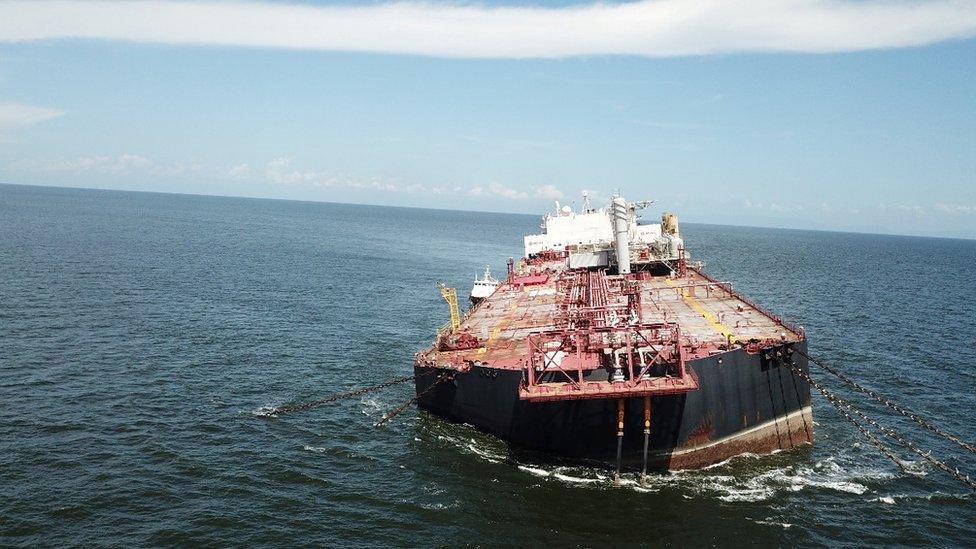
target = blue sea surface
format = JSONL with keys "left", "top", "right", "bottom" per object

{"left": 1, "top": 184, "right": 974, "bottom": 546}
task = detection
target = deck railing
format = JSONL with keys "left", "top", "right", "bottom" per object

{"left": 692, "top": 267, "right": 806, "bottom": 338}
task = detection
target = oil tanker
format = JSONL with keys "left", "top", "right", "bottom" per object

{"left": 414, "top": 194, "right": 812, "bottom": 481}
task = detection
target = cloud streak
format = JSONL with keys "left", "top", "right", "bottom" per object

{"left": 1, "top": 0, "right": 974, "bottom": 58}
{"left": 5, "top": 153, "right": 568, "bottom": 200}
{"left": 0, "top": 101, "right": 64, "bottom": 131}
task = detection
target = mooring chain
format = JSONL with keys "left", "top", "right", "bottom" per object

{"left": 837, "top": 395, "right": 976, "bottom": 490}
{"left": 798, "top": 349, "right": 976, "bottom": 455}
{"left": 264, "top": 371, "right": 436, "bottom": 416}
{"left": 786, "top": 361, "right": 911, "bottom": 474}
{"left": 375, "top": 372, "right": 455, "bottom": 427}
{"left": 785, "top": 360, "right": 976, "bottom": 490}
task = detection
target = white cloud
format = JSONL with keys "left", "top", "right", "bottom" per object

{"left": 743, "top": 199, "right": 803, "bottom": 213}
{"left": 9, "top": 154, "right": 152, "bottom": 173}
{"left": 265, "top": 156, "right": 322, "bottom": 185}
{"left": 935, "top": 203, "right": 976, "bottom": 214}
{"left": 488, "top": 182, "right": 528, "bottom": 199}
{"left": 264, "top": 157, "right": 425, "bottom": 193}
{"left": 769, "top": 202, "right": 803, "bottom": 213}
{"left": 535, "top": 184, "right": 565, "bottom": 200}
{"left": 1, "top": 0, "right": 974, "bottom": 58}
{"left": 895, "top": 204, "right": 928, "bottom": 216}
{"left": 227, "top": 163, "right": 251, "bottom": 179}
{"left": 0, "top": 101, "right": 64, "bottom": 131}
{"left": 877, "top": 202, "right": 931, "bottom": 216}
{"left": 6, "top": 153, "right": 459, "bottom": 195}
{"left": 469, "top": 182, "right": 547, "bottom": 199}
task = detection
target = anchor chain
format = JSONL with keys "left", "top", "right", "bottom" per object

{"left": 785, "top": 360, "right": 976, "bottom": 490}
{"left": 261, "top": 371, "right": 435, "bottom": 416}
{"left": 797, "top": 349, "right": 976, "bottom": 455}
{"left": 786, "top": 361, "right": 910, "bottom": 473}
{"left": 375, "top": 371, "right": 455, "bottom": 427}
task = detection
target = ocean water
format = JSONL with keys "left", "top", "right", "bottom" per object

{"left": 1, "top": 183, "right": 974, "bottom": 547}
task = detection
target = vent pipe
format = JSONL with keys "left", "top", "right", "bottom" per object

{"left": 611, "top": 196, "right": 631, "bottom": 274}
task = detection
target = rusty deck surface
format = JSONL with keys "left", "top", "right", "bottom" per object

{"left": 418, "top": 263, "right": 803, "bottom": 371}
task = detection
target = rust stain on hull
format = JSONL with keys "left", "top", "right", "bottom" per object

{"left": 664, "top": 406, "right": 814, "bottom": 470}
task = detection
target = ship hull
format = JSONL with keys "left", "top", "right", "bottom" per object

{"left": 415, "top": 342, "right": 813, "bottom": 471}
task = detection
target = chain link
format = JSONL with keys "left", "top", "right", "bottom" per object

{"left": 784, "top": 360, "right": 976, "bottom": 490}
{"left": 786, "top": 361, "right": 910, "bottom": 473}
{"left": 375, "top": 372, "right": 455, "bottom": 427}
{"left": 261, "top": 370, "right": 436, "bottom": 416}
{"left": 797, "top": 349, "right": 976, "bottom": 455}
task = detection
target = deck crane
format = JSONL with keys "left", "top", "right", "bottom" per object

{"left": 438, "top": 283, "right": 461, "bottom": 332}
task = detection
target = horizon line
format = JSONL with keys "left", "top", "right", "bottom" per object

{"left": 3, "top": 181, "right": 973, "bottom": 242}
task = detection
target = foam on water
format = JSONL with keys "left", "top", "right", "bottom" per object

{"left": 517, "top": 465, "right": 552, "bottom": 477}
{"left": 444, "top": 428, "right": 897, "bottom": 503}
{"left": 252, "top": 405, "right": 281, "bottom": 418}
{"left": 749, "top": 518, "right": 793, "bottom": 529}
{"left": 428, "top": 426, "right": 508, "bottom": 465}
{"left": 360, "top": 397, "right": 386, "bottom": 416}
{"left": 465, "top": 440, "right": 504, "bottom": 464}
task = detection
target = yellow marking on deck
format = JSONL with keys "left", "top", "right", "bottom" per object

{"left": 666, "top": 279, "right": 736, "bottom": 342}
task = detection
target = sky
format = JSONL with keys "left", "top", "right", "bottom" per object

{"left": 0, "top": 0, "right": 974, "bottom": 238}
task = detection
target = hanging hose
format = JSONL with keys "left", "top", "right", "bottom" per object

{"left": 797, "top": 349, "right": 976, "bottom": 455}
{"left": 259, "top": 370, "right": 436, "bottom": 417}
{"left": 640, "top": 396, "right": 652, "bottom": 487}
{"left": 614, "top": 398, "right": 625, "bottom": 486}
{"left": 375, "top": 371, "right": 455, "bottom": 427}
{"left": 784, "top": 359, "right": 976, "bottom": 490}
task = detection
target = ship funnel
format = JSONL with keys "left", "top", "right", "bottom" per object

{"left": 611, "top": 196, "right": 631, "bottom": 274}
{"left": 662, "top": 212, "right": 679, "bottom": 236}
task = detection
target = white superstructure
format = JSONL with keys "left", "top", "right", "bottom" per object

{"left": 469, "top": 265, "right": 500, "bottom": 303}
{"left": 523, "top": 193, "right": 684, "bottom": 270}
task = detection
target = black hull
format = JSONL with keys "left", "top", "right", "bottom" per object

{"left": 415, "top": 342, "right": 813, "bottom": 470}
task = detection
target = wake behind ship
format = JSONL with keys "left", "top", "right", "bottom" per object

{"left": 415, "top": 194, "right": 812, "bottom": 477}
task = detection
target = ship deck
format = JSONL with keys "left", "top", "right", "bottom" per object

{"left": 418, "top": 263, "right": 803, "bottom": 371}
